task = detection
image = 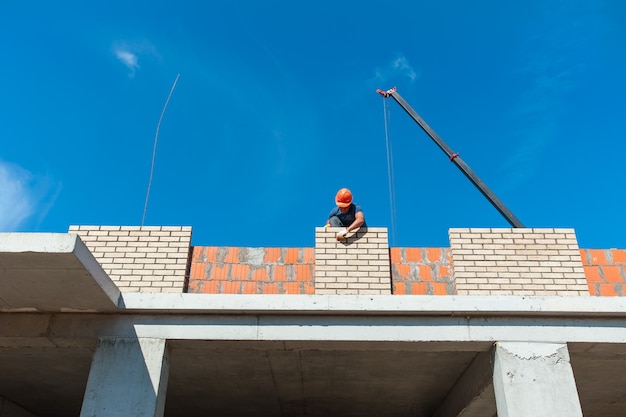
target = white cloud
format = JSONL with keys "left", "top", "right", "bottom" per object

{"left": 0, "top": 161, "right": 60, "bottom": 232}
{"left": 114, "top": 46, "right": 140, "bottom": 77}
{"left": 115, "top": 49, "right": 139, "bottom": 71}
{"left": 0, "top": 162, "right": 35, "bottom": 231}
{"left": 373, "top": 54, "right": 418, "bottom": 84}
{"left": 112, "top": 41, "right": 159, "bottom": 77}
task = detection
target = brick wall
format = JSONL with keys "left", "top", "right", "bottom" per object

{"left": 449, "top": 228, "right": 589, "bottom": 296}
{"left": 68, "top": 226, "right": 192, "bottom": 293}
{"left": 581, "top": 248, "right": 626, "bottom": 296}
{"left": 314, "top": 227, "right": 391, "bottom": 295}
{"left": 67, "top": 225, "right": 625, "bottom": 297}
{"left": 188, "top": 247, "right": 314, "bottom": 294}
{"left": 390, "top": 248, "right": 455, "bottom": 295}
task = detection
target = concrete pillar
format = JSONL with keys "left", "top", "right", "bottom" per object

{"left": 80, "top": 337, "right": 169, "bottom": 417}
{"left": 493, "top": 342, "right": 583, "bottom": 417}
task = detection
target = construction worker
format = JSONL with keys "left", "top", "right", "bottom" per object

{"left": 326, "top": 188, "right": 366, "bottom": 240}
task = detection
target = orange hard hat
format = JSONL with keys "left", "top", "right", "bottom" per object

{"left": 335, "top": 188, "right": 353, "bottom": 208}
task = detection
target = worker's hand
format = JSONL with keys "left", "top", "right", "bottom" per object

{"left": 336, "top": 228, "right": 348, "bottom": 240}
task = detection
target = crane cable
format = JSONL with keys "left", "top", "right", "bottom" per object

{"left": 382, "top": 96, "right": 399, "bottom": 246}
{"left": 142, "top": 73, "right": 180, "bottom": 226}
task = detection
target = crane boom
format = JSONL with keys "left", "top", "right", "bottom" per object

{"left": 377, "top": 87, "right": 524, "bottom": 228}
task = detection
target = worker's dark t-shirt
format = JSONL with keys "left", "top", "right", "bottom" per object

{"left": 327, "top": 203, "right": 365, "bottom": 227}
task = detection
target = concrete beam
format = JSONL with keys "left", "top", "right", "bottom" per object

{"left": 0, "top": 233, "right": 120, "bottom": 312}
{"left": 432, "top": 350, "right": 496, "bottom": 417}
{"left": 4, "top": 313, "right": 626, "bottom": 346}
{"left": 493, "top": 342, "right": 583, "bottom": 417}
{"left": 120, "top": 293, "right": 626, "bottom": 317}
{"left": 80, "top": 337, "right": 169, "bottom": 417}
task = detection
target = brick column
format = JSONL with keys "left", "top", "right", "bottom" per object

{"left": 314, "top": 227, "right": 391, "bottom": 295}
{"left": 69, "top": 226, "right": 192, "bottom": 293}
{"left": 449, "top": 228, "right": 589, "bottom": 296}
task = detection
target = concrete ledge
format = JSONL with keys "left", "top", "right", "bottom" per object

{"left": 119, "top": 293, "right": 626, "bottom": 317}
{"left": 0, "top": 233, "right": 120, "bottom": 312}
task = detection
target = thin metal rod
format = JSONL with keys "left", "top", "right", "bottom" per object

{"left": 384, "top": 88, "right": 524, "bottom": 228}
{"left": 142, "top": 73, "right": 180, "bottom": 226}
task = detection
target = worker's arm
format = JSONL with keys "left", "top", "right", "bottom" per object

{"left": 347, "top": 212, "right": 365, "bottom": 233}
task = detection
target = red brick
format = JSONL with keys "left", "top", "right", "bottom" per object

{"left": 224, "top": 247, "right": 239, "bottom": 263}
{"left": 303, "top": 282, "right": 315, "bottom": 294}
{"left": 263, "top": 248, "right": 280, "bottom": 263}
{"left": 231, "top": 264, "right": 251, "bottom": 281}
{"left": 588, "top": 249, "right": 608, "bottom": 265}
{"left": 221, "top": 281, "right": 241, "bottom": 294}
{"left": 587, "top": 282, "right": 599, "bottom": 296}
{"left": 579, "top": 249, "right": 590, "bottom": 265}
{"left": 303, "top": 248, "right": 315, "bottom": 264}
{"left": 426, "top": 248, "right": 442, "bottom": 264}
{"left": 261, "top": 282, "right": 279, "bottom": 294}
{"left": 191, "top": 247, "right": 203, "bottom": 263}
{"left": 242, "top": 282, "right": 259, "bottom": 294}
{"left": 284, "top": 248, "right": 299, "bottom": 264}
{"left": 282, "top": 282, "right": 302, "bottom": 294}
{"left": 598, "top": 283, "right": 619, "bottom": 297}
{"left": 405, "top": 248, "right": 422, "bottom": 263}
{"left": 612, "top": 249, "right": 626, "bottom": 264}
{"left": 392, "top": 263, "right": 411, "bottom": 280}
{"left": 211, "top": 264, "right": 228, "bottom": 280}
{"left": 392, "top": 282, "right": 407, "bottom": 295}
{"left": 418, "top": 265, "right": 433, "bottom": 281}
{"left": 410, "top": 282, "right": 429, "bottom": 295}
{"left": 584, "top": 266, "right": 603, "bottom": 283}
{"left": 190, "top": 263, "right": 206, "bottom": 279}
{"left": 199, "top": 246, "right": 218, "bottom": 263}
{"left": 602, "top": 266, "right": 624, "bottom": 283}
{"left": 200, "top": 280, "right": 220, "bottom": 294}
{"left": 432, "top": 282, "right": 449, "bottom": 295}
{"left": 296, "top": 264, "right": 312, "bottom": 282}
{"left": 271, "top": 265, "right": 286, "bottom": 281}
{"left": 438, "top": 265, "right": 452, "bottom": 279}
{"left": 252, "top": 268, "right": 268, "bottom": 282}
{"left": 389, "top": 248, "right": 401, "bottom": 262}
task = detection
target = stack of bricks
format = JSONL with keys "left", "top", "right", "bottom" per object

{"left": 390, "top": 248, "right": 455, "bottom": 295}
{"left": 187, "top": 247, "right": 315, "bottom": 294}
{"left": 314, "top": 227, "right": 391, "bottom": 295}
{"left": 68, "top": 226, "right": 192, "bottom": 293}
{"left": 449, "top": 228, "right": 589, "bottom": 296}
{"left": 580, "top": 248, "right": 626, "bottom": 296}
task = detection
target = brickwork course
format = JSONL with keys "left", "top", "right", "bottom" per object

{"left": 449, "top": 228, "right": 589, "bottom": 296}
{"left": 390, "top": 248, "right": 455, "bottom": 295}
{"left": 314, "top": 227, "right": 391, "bottom": 295}
{"left": 188, "top": 246, "right": 314, "bottom": 294}
{"left": 68, "top": 225, "right": 192, "bottom": 293}
{"left": 70, "top": 225, "right": 626, "bottom": 297}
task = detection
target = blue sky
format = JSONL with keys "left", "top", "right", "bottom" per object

{"left": 1, "top": 0, "right": 625, "bottom": 249}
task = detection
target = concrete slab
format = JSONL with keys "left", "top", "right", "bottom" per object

{"left": 120, "top": 293, "right": 626, "bottom": 316}
{"left": 0, "top": 233, "right": 120, "bottom": 312}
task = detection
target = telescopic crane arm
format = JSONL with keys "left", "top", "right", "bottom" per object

{"left": 377, "top": 87, "right": 524, "bottom": 228}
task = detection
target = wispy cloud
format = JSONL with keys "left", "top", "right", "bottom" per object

{"left": 0, "top": 162, "right": 35, "bottom": 231}
{"left": 499, "top": 2, "right": 606, "bottom": 190}
{"left": 115, "top": 48, "right": 140, "bottom": 75}
{"left": 373, "top": 54, "right": 418, "bottom": 84}
{"left": 0, "top": 161, "right": 60, "bottom": 231}
{"left": 113, "top": 41, "right": 159, "bottom": 77}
